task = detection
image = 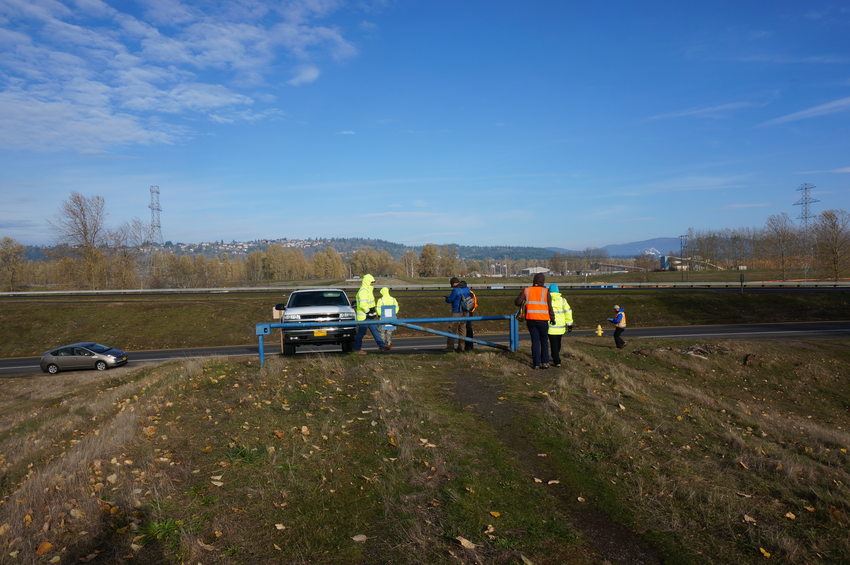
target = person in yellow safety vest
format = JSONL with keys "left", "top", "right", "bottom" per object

{"left": 375, "top": 287, "right": 399, "bottom": 350}
{"left": 547, "top": 284, "right": 573, "bottom": 367}
{"left": 353, "top": 274, "right": 387, "bottom": 354}
{"left": 514, "top": 273, "right": 555, "bottom": 369}
{"left": 607, "top": 304, "right": 627, "bottom": 349}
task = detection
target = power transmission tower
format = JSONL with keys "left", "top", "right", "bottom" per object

{"left": 149, "top": 185, "right": 163, "bottom": 245}
{"left": 793, "top": 183, "right": 819, "bottom": 279}
{"left": 793, "top": 183, "right": 819, "bottom": 231}
{"left": 679, "top": 233, "right": 689, "bottom": 281}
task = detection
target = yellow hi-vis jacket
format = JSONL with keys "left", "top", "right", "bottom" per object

{"left": 355, "top": 274, "right": 377, "bottom": 321}
{"left": 375, "top": 287, "right": 399, "bottom": 318}
{"left": 548, "top": 292, "right": 573, "bottom": 335}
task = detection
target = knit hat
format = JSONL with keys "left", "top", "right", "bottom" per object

{"left": 549, "top": 284, "right": 560, "bottom": 293}
{"left": 613, "top": 304, "right": 620, "bottom": 311}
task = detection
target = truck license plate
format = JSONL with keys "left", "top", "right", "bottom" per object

{"left": 313, "top": 329, "right": 327, "bottom": 337}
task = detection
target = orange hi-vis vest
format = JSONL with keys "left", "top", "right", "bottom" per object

{"left": 614, "top": 310, "right": 627, "bottom": 328}
{"left": 523, "top": 286, "right": 550, "bottom": 320}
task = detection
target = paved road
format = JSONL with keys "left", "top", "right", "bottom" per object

{"left": 2, "top": 320, "right": 847, "bottom": 377}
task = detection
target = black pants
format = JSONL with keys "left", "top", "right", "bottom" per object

{"left": 548, "top": 334, "right": 562, "bottom": 365}
{"left": 614, "top": 327, "right": 626, "bottom": 348}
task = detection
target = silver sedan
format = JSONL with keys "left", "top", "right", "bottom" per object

{"left": 40, "top": 342, "right": 128, "bottom": 374}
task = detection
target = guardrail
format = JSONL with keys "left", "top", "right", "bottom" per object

{"left": 254, "top": 315, "right": 519, "bottom": 367}
{"left": 3, "top": 280, "right": 850, "bottom": 297}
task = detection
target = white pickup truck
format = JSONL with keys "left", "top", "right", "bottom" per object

{"left": 274, "top": 288, "right": 357, "bottom": 355}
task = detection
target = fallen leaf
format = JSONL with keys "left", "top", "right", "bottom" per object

{"left": 533, "top": 478, "right": 543, "bottom": 483}
{"left": 743, "top": 514, "right": 757, "bottom": 525}
{"left": 301, "top": 426, "right": 310, "bottom": 435}
{"left": 577, "top": 497, "right": 586, "bottom": 503}
{"left": 521, "top": 555, "right": 535, "bottom": 565}
{"left": 456, "top": 536, "right": 477, "bottom": 549}
{"left": 197, "top": 539, "right": 216, "bottom": 551}
{"left": 739, "top": 461, "right": 750, "bottom": 470}
{"left": 36, "top": 541, "right": 53, "bottom": 555}
{"left": 484, "top": 524, "right": 495, "bottom": 534}
{"left": 273, "top": 430, "right": 286, "bottom": 439}
{"left": 489, "top": 511, "right": 501, "bottom": 518}
{"left": 804, "top": 506, "right": 815, "bottom": 512}
{"left": 785, "top": 512, "right": 796, "bottom": 520}
{"left": 274, "top": 543, "right": 282, "bottom": 551}
{"left": 618, "top": 403, "right": 626, "bottom": 411}
{"left": 211, "top": 481, "right": 224, "bottom": 487}
{"left": 736, "top": 492, "right": 753, "bottom": 498}
{"left": 547, "top": 480, "right": 560, "bottom": 485}
{"left": 0, "top": 523, "right": 9, "bottom": 536}
{"left": 759, "top": 547, "right": 771, "bottom": 558}
{"left": 275, "top": 524, "right": 286, "bottom": 530}
{"left": 351, "top": 534, "right": 369, "bottom": 542}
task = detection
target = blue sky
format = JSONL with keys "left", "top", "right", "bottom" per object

{"left": 1, "top": 0, "right": 849, "bottom": 248}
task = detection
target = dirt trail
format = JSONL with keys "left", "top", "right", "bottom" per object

{"left": 451, "top": 371, "right": 663, "bottom": 565}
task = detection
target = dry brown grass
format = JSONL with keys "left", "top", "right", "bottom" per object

{"left": 541, "top": 337, "right": 850, "bottom": 563}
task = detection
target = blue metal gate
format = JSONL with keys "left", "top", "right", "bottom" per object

{"left": 254, "top": 313, "right": 519, "bottom": 367}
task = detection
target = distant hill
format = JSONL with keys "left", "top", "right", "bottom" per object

{"left": 602, "top": 237, "right": 680, "bottom": 258}
{"left": 547, "top": 237, "right": 678, "bottom": 258}
{"left": 21, "top": 237, "right": 679, "bottom": 261}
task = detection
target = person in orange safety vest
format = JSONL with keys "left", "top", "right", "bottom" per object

{"left": 514, "top": 273, "right": 555, "bottom": 368}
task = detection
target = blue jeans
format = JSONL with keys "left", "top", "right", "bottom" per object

{"left": 526, "top": 320, "right": 550, "bottom": 366}
{"left": 355, "top": 322, "right": 386, "bottom": 351}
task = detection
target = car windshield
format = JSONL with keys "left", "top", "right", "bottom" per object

{"left": 86, "top": 343, "right": 112, "bottom": 353}
{"left": 287, "top": 291, "right": 349, "bottom": 308}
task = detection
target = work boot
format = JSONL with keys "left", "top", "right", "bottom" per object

{"left": 354, "top": 350, "right": 367, "bottom": 355}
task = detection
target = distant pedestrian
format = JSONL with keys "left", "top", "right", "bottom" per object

{"left": 607, "top": 304, "right": 627, "bottom": 349}
{"left": 547, "top": 284, "right": 573, "bottom": 367}
{"left": 445, "top": 277, "right": 472, "bottom": 352}
{"left": 514, "top": 273, "right": 555, "bottom": 368}
{"left": 353, "top": 274, "right": 387, "bottom": 354}
{"left": 459, "top": 280, "right": 477, "bottom": 351}
{"left": 375, "top": 287, "right": 399, "bottom": 350}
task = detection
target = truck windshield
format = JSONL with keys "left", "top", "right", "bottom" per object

{"left": 287, "top": 291, "right": 349, "bottom": 308}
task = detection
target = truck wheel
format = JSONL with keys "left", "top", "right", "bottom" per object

{"left": 282, "top": 343, "right": 296, "bottom": 356}
{"left": 341, "top": 340, "right": 354, "bottom": 353}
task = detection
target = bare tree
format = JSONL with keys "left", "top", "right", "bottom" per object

{"left": 52, "top": 192, "right": 107, "bottom": 249}
{"left": 813, "top": 209, "right": 850, "bottom": 281}
{"left": 0, "top": 237, "right": 25, "bottom": 291}
{"left": 50, "top": 192, "right": 108, "bottom": 288}
{"left": 419, "top": 244, "right": 440, "bottom": 277}
{"left": 763, "top": 213, "right": 799, "bottom": 280}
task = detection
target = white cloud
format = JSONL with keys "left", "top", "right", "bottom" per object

{"left": 0, "top": 0, "right": 358, "bottom": 151}
{"left": 798, "top": 166, "right": 850, "bottom": 174}
{"left": 288, "top": 64, "right": 321, "bottom": 86}
{"left": 761, "top": 96, "right": 850, "bottom": 126}
{"left": 646, "top": 101, "right": 755, "bottom": 121}
{"left": 722, "top": 203, "right": 769, "bottom": 209}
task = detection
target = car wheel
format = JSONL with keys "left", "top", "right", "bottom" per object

{"left": 282, "top": 343, "right": 296, "bottom": 356}
{"left": 95, "top": 360, "right": 108, "bottom": 371}
{"left": 341, "top": 340, "right": 353, "bottom": 353}
{"left": 46, "top": 364, "right": 59, "bottom": 374}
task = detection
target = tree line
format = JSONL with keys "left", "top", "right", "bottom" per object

{"left": 1, "top": 193, "right": 848, "bottom": 291}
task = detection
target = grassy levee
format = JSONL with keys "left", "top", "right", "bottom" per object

{"left": 1, "top": 338, "right": 848, "bottom": 564}
{"left": 2, "top": 289, "right": 850, "bottom": 357}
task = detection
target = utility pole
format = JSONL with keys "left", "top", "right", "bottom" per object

{"left": 679, "top": 233, "right": 689, "bottom": 281}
